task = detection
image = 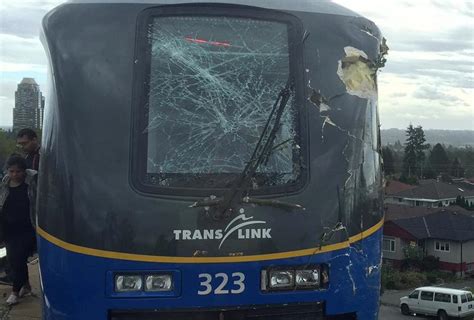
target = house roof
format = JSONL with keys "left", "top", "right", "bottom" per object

{"left": 384, "top": 204, "right": 454, "bottom": 221}
{"left": 453, "top": 179, "right": 474, "bottom": 191}
{"left": 384, "top": 180, "right": 416, "bottom": 195}
{"left": 391, "top": 180, "right": 474, "bottom": 200}
{"left": 392, "top": 209, "right": 474, "bottom": 242}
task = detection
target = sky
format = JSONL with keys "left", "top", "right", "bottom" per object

{"left": 0, "top": 0, "right": 473, "bottom": 130}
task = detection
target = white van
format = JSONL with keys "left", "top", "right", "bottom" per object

{"left": 400, "top": 286, "right": 474, "bottom": 320}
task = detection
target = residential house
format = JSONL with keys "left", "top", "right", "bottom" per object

{"left": 383, "top": 205, "right": 474, "bottom": 276}
{"left": 384, "top": 180, "right": 416, "bottom": 196}
{"left": 385, "top": 179, "right": 474, "bottom": 208}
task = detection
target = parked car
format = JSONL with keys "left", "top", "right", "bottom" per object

{"left": 400, "top": 286, "right": 474, "bottom": 320}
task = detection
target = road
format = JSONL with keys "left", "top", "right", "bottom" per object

{"left": 379, "top": 304, "right": 436, "bottom": 320}
{"left": 379, "top": 278, "right": 474, "bottom": 320}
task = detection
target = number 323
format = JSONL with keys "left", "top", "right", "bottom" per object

{"left": 197, "top": 272, "right": 245, "bottom": 295}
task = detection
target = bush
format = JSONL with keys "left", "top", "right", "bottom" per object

{"left": 421, "top": 255, "right": 440, "bottom": 272}
{"left": 399, "top": 175, "right": 418, "bottom": 185}
{"left": 399, "top": 271, "right": 427, "bottom": 289}
{"left": 425, "top": 271, "right": 441, "bottom": 284}
{"left": 381, "top": 267, "right": 427, "bottom": 290}
{"left": 382, "top": 265, "right": 401, "bottom": 290}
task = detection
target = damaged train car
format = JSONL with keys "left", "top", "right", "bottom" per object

{"left": 37, "top": 0, "right": 388, "bottom": 319}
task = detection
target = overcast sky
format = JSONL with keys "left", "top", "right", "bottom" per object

{"left": 0, "top": 0, "right": 473, "bottom": 130}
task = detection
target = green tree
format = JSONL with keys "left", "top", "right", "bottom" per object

{"left": 402, "top": 125, "right": 429, "bottom": 178}
{"left": 382, "top": 146, "right": 395, "bottom": 175}
{"left": 446, "top": 146, "right": 473, "bottom": 177}
{"left": 392, "top": 140, "right": 404, "bottom": 152}
{"left": 456, "top": 195, "right": 473, "bottom": 211}
{"left": 423, "top": 163, "right": 436, "bottom": 179}
{"left": 0, "top": 129, "right": 17, "bottom": 169}
{"left": 450, "top": 157, "right": 464, "bottom": 178}
{"left": 428, "top": 143, "right": 450, "bottom": 176}
{"left": 402, "top": 125, "right": 417, "bottom": 177}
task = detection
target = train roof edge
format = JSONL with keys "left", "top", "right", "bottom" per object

{"left": 55, "top": 0, "right": 363, "bottom": 17}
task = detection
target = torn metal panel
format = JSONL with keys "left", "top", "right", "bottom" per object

{"left": 337, "top": 46, "right": 377, "bottom": 99}
{"left": 309, "top": 89, "right": 331, "bottom": 112}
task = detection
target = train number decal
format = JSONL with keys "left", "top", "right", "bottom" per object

{"left": 197, "top": 272, "right": 246, "bottom": 295}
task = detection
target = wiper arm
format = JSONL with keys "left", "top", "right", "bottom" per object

{"left": 190, "top": 195, "right": 304, "bottom": 211}
{"left": 199, "top": 78, "right": 300, "bottom": 218}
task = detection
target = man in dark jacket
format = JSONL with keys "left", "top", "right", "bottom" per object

{"left": 16, "top": 129, "right": 40, "bottom": 171}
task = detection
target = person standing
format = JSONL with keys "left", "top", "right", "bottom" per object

{"left": 16, "top": 129, "right": 40, "bottom": 171}
{"left": 0, "top": 129, "right": 40, "bottom": 286}
{"left": 0, "top": 155, "right": 37, "bottom": 305}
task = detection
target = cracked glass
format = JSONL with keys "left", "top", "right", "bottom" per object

{"left": 141, "top": 16, "right": 301, "bottom": 189}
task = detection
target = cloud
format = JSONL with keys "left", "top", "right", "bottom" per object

{"left": 0, "top": 34, "right": 47, "bottom": 66}
{"left": 387, "top": 56, "right": 471, "bottom": 74}
{"left": 412, "top": 86, "right": 462, "bottom": 103}
{"left": 0, "top": 62, "right": 47, "bottom": 73}
{"left": 384, "top": 24, "right": 473, "bottom": 53}
{"left": 0, "top": 1, "right": 63, "bottom": 11}
{"left": 384, "top": 54, "right": 473, "bottom": 89}
{"left": 430, "top": 0, "right": 474, "bottom": 18}
{"left": 379, "top": 100, "right": 473, "bottom": 130}
{"left": 0, "top": 7, "right": 47, "bottom": 38}
{"left": 378, "top": 71, "right": 473, "bottom": 130}
{"left": 390, "top": 92, "right": 407, "bottom": 98}
{"left": 0, "top": 80, "right": 17, "bottom": 127}
{"left": 396, "top": 38, "right": 472, "bottom": 52}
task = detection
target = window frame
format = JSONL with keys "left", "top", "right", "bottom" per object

{"left": 434, "top": 240, "right": 450, "bottom": 252}
{"left": 382, "top": 237, "right": 396, "bottom": 253}
{"left": 434, "top": 292, "right": 451, "bottom": 303}
{"left": 131, "top": 5, "right": 308, "bottom": 197}
{"left": 420, "top": 291, "right": 434, "bottom": 301}
{"left": 408, "top": 290, "right": 419, "bottom": 299}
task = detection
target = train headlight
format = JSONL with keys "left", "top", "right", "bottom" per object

{"left": 262, "top": 265, "right": 327, "bottom": 291}
{"left": 295, "top": 269, "right": 320, "bottom": 288}
{"left": 145, "top": 274, "right": 173, "bottom": 291}
{"left": 269, "top": 270, "right": 295, "bottom": 289}
{"left": 115, "top": 275, "right": 142, "bottom": 292}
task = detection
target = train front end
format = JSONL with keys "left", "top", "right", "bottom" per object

{"left": 38, "top": 1, "right": 387, "bottom": 319}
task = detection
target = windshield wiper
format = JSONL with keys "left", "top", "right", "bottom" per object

{"left": 190, "top": 78, "right": 305, "bottom": 218}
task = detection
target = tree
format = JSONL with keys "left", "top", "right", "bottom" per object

{"left": 450, "top": 157, "right": 465, "bottom": 178}
{"left": 402, "top": 125, "right": 417, "bottom": 177}
{"left": 402, "top": 125, "right": 429, "bottom": 178}
{"left": 393, "top": 140, "right": 403, "bottom": 152}
{"left": 382, "top": 146, "right": 395, "bottom": 175}
{"left": 428, "top": 143, "right": 450, "bottom": 176}
{"left": 0, "top": 129, "right": 16, "bottom": 169}
{"left": 422, "top": 164, "right": 436, "bottom": 179}
{"left": 455, "top": 195, "right": 473, "bottom": 211}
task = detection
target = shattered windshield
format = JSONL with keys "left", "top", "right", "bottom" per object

{"left": 141, "top": 16, "right": 301, "bottom": 189}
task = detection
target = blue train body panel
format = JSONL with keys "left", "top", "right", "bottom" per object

{"left": 39, "top": 228, "right": 382, "bottom": 319}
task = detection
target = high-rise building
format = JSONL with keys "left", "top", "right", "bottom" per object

{"left": 12, "top": 77, "right": 45, "bottom": 132}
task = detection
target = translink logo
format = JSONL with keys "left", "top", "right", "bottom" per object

{"left": 172, "top": 214, "right": 272, "bottom": 249}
